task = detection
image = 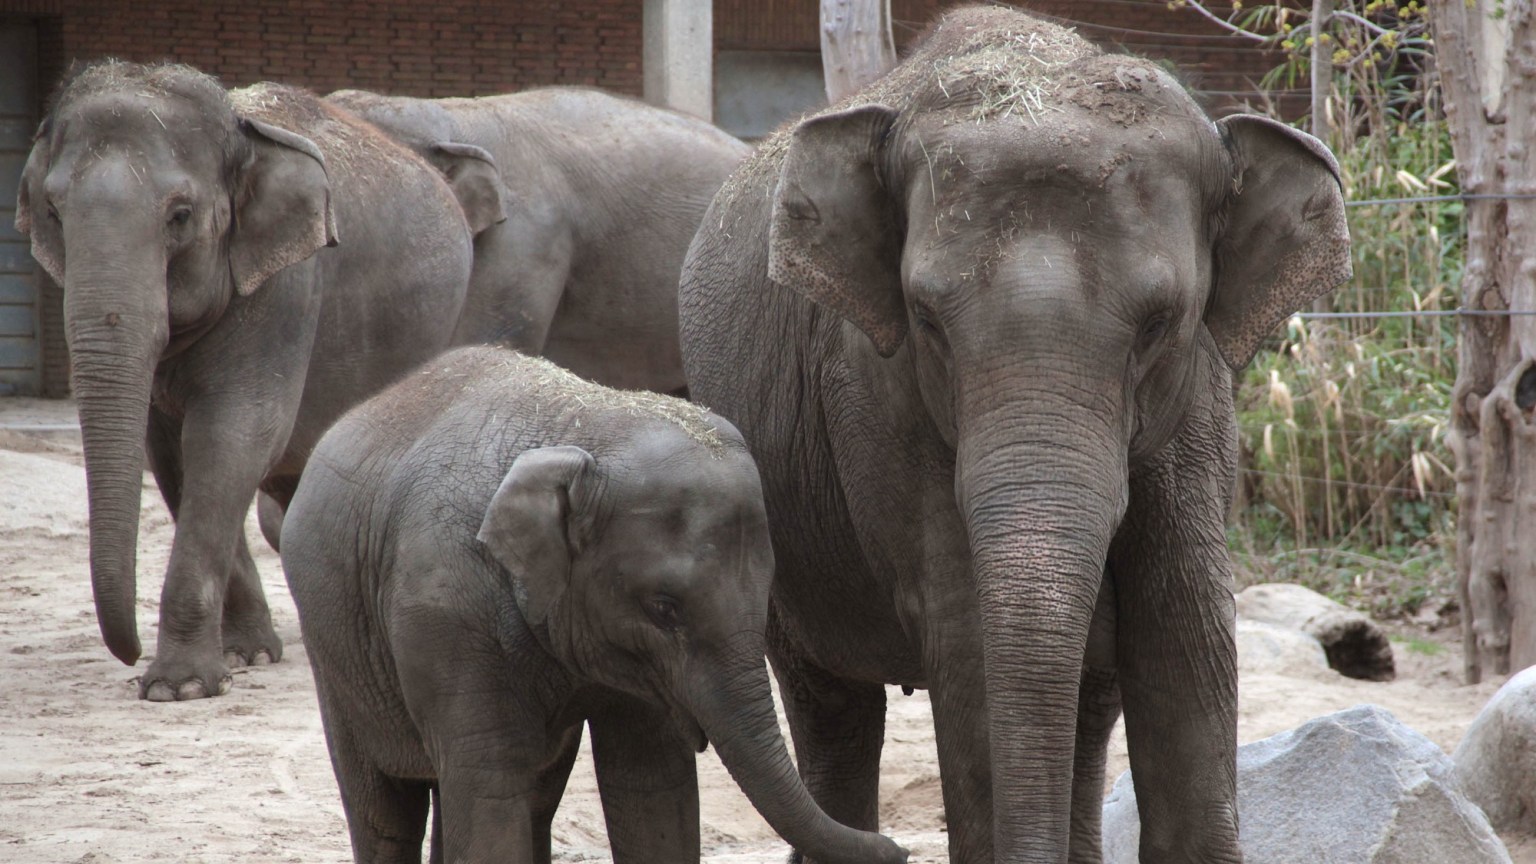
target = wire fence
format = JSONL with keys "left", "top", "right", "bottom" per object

{"left": 1240, "top": 468, "right": 1458, "bottom": 500}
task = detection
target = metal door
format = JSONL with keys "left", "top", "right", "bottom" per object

{"left": 0, "top": 22, "right": 39, "bottom": 395}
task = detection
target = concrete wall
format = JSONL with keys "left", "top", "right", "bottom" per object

{"left": 714, "top": 50, "right": 824, "bottom": 140}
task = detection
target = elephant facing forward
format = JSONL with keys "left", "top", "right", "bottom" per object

{"left": 679, "top": 7, "right": 1350, "bottom": 863}
{"left": 280, "top": 346, "right": 908, "bottom": 864}
{"left": 15, "top": 62, "right": 476, "bottom": 700}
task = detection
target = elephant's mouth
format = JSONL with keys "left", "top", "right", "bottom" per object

{"left": 674, "top": 708, "right": 708, "bottom": 753}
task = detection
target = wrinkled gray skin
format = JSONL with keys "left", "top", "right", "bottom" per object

{"left": 15, "top": 63, "right": 474, "bottom": 701}
{"left": 255, "top": 88, "right": 747, "bottom": 556}
{"left": 281, "top": 346, "right": 908, "bottom": 864}
{"left": 326, "top": 87, "right": 751, "bottom": 393}
{"left": 679, "top": 8, "right": 1351, "bottom": 864}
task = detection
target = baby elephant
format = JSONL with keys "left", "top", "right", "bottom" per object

{"left": 281, "top": 346, "right": 906, "bottom": 864}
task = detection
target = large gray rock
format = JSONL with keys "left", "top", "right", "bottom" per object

{"left": 1237, "top": 582, "right": 1395, "bottom": 680}
{"left": 1102, "top": 705, "right": 1511, "bottom": 864}
{"left": 1236, "top": 618, "right": 1333, "bottom": 679}
{"left": 1454, "top": 665, "right": 1536, "bottom": 834}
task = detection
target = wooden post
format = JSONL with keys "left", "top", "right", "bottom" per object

{"left": 820, "top": 0, "right": 897, "bottom": 103}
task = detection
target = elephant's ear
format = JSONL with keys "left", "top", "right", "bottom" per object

{"left": 769, "top": 104, "right": 907, "bottom": 357}
{"left": 1205, "top": 115, "right": 1352, "bottom": 370}
{"left": 477, "top": 446, "right": 597, "bottom": 627}
{"left": 15, "top": 131, "right": 65, "bottom": 282}
{"left": 229, "top": 118, "right": 339, "bottom": 297}
{"left": 431, "top": 141, "right": 509, "bottom": 236}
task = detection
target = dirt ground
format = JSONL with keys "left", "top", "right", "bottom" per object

{"left": 2, "top": 399, "right": 1532, "bottom": 863}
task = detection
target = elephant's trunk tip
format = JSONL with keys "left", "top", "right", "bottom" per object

{"left": 873, "top": 834, "right": 910, "bottom": 864}
{"left": 100, "top": 621, "right": 141, "bottom": 666}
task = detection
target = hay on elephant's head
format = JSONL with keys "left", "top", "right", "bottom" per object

{"left": 718, "top": 5, "right": 1173, "bottom": 206}
{"left": 498, "top": 352, "right": 727, "bottom": 455}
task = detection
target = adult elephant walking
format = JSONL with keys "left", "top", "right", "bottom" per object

{"left": 15, "top": 62, "right": 475, "bottom": 701}
{"left": 679, "top": 8, "right": 1350, "bottom": 864}
{"left": 327, "top": 87, "right": 751, "bottom": 394}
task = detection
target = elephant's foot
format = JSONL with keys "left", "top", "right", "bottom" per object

{"left": 139, "top": 651, "right": 234, "bottom": 701}
{"left": 221, "top": 611, "right": 284, "bottom": 669}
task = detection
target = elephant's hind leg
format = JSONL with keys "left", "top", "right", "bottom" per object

{"left": 221, "top": 527, "right": 282, "bottom": 668}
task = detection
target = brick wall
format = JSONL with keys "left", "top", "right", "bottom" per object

{"left": 1, "top": 0, "right": 645, "bottom": 102}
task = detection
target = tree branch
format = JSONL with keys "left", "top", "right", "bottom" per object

{"left": 1173, "top": 0, "right": 1275, "bottom": 42}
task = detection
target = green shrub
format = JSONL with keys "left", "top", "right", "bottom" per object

{"left": 1229, "top": 121, "right": 1460, "bottom": 617}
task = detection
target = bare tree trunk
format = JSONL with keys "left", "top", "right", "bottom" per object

{"left": 1310, "top": 0, "right": 1335, "bottom": 315}
{"left": 1310, "top": 0, "right": 1334, "bottom": 144}
{"left": 820, "top": 0, "right": 897, "bottom": 103}
{"left": 1432, "top": 0, "right": 1536, "bottom": 681}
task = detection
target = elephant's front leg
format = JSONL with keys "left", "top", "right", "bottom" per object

{"left": 398, "top": 603, "right": 547, "bottom": 862}
{"left": 141, "top": 401, "right": 286, "bottom": 701}
{"left": 914, "top": 562, "right": 995, "bottom": 864}
{"left": 588, "top": 700, "right": 700, "bottom": 864}
{"left": 437, "top": 773, "right": 538, "bottom": 863}
{"left": 769, "top": 611, "right": 887, "bottom": 855}
{"left": 1107, "top": 416, "right": 1241, "bottom": 862}
{"left": 1070, "top": 574, "right": 1122, "bottom": 864}
{"left": 531, "top": 723, "right": 584, "bottom": 864}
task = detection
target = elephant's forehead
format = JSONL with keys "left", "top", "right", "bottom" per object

{"left": 905, "top": 107, "right": 1215, "bottom": 193}
{"left": 60, "top": 90, "right": 213, "bottom": 134}
{"left": 53, "top": 92, "right": 231, "bottom": 167}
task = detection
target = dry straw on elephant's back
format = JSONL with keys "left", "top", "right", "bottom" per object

{"left": 230, "top": 82, "right": 411, "bottom": 178}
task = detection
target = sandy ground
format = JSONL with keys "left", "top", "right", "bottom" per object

{"left": 1, "top": 398, "right": 1532, "bottom": 863}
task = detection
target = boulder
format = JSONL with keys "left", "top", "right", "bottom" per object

{"left": 1102, "top": 705, "right": 1511, "bottom": 863}
{"left": 1454, "top": 665, "right": 1536, "bottom": 835}
{"left": 1236, "top": 582, "right": 1395, "bottom": 680}
{"left": 1236, "top": 618, "right": 1332, "bottom": 679}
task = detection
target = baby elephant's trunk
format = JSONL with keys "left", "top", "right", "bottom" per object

{"left": 687, "top": 641, "right": 908, "bottom": 864}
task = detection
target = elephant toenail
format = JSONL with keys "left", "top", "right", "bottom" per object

{"left": 250, "top": 651, "right": 272, "bottom": 666}
{"left": 144, "top": 680, "right": 177, "bottom": 702}
{"left": 177, "top": 680, "right": 208, "bottom": 700}
{"left": 224, "top": 651, "right": 247, "bottom": 668}
{"left": 217, "top": 676, "right": 233, "bottom": 695}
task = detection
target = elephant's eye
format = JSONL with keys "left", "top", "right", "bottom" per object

{"left": 913, "top": 302, "right": 946, "bottom": 342}
{"left": 168, "top": 206, "right": 193, "bottom": 227}
{"left": 1137, "top": 313, "right": 1170, "bottom": 351}
{"left": 644, "top": 595, "right": 683, "bottom": 632}
{"left": 46, "top": 203, "right": 60, "bottom": 224}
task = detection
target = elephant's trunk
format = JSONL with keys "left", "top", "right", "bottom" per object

{"left": 688, "top": 637, "right": 908, "bottom": 864}
{"left": 63, "top": 207, "right": 171, "bottom": 666}
{"left": 956, "top": 387, "right": 1129, "bottom": 861}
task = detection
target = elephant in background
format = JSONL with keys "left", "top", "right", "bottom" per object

{"left": 326, "top": 87, "right": 752, "bottom": 394}
{"left": 15, "top": 62, "right": 476, "bottom": 700}
{"left": 280, "top": 345, "right": 908, "bottom": 864}
{"left": 679, "top": 7, "right": 1350, "bottom": 864}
